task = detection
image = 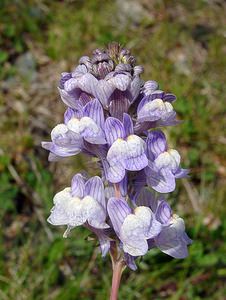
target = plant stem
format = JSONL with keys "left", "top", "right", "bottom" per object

{"left": 113, "top": 183, "right": 120, "bottom": 198}
{"left": 110, "top": 259, "right": 125, "bottom": 300}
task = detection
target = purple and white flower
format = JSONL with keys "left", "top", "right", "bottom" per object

{"left": 65, "top": 98, "right": 106, "bottom": 145}
{"left": 41, "top": 124, "right": 83, "bottom": 161}
{"left": 136, "top": 187, "right": 192, "bottom": 258}
{"left": 42, "top": 99, "right": 107, "bottom": 160}
{"left": 145, "top": 130, "right": 188, "bottom": 193}
{"left": 58, "top": 44, "right": 143, "bottom": 119}
{"left": 103, "top": 113, "right": 148, "bottom": 183}
{"left": 135, "top": 87, "right": 178, "bottom": 133}
{"left": 42, "top": 43, "right": 192, "bottom": 270}
{"left": 153, "top": 215, "right": 192, "bottom": 259}
{"left": 48, "top": 174, "right": 109, "bottom": 232}
{"left": 107, "top": 197, "right": 162, "bottom": 256}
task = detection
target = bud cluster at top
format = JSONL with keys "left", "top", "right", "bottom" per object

{"left": 42, "top": 43, "right": 191, "bottom": 270}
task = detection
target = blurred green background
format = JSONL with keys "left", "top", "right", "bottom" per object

{"left": 0, "top": 1, "right": 226, "bottom": 299}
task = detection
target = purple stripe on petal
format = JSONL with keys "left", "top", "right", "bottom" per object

{"left": 123, "top": 113, "right": 134, "bottom": 136}
{"left": 155, "top": 200, "right": 172, "bottom": 224}
{"left": 119, "top": 174, "right": 128, "bottom": 197}
{"left": 104, "top": 117, "right": 125, "bottom": 145}
{"left": 71, "top": 173, "right": 85, "bottom": 198}
{"left": 64, "top": 107, "right": 82, "bottom": 124}
{"left": 147, "top": 130, "right": 167, "bottom": 161}
{"left": 83, "top": 99, "right": 105, "bottom": 129}
{"left": 85, "top": 176, "right": 106, "bottom": 210}
{"left": 107, "top": 197, "right": 131, "bottom": 236}
{"left": 58, "top": 87, "right": 79, "bottom": 109}
{"left": 108, "top": 90, "right": 131, "bottom": 120}
{"left": 97, "top": 80, "right": 115, "bottom": 107}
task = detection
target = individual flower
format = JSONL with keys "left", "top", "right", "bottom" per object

{"left": 58, "top": 43, "right": 143, "bottom": 120}
{"left": 107, "top": 197, "right": 162, "bottom": 256}
{"left": 42, "top": 99, "right": 107, "bottom": 160}
{"left": 65, "top": 98, "right": 106, "bottom": 145}
{"left": 48, "top": 174, "right": 109, "bottom": 232}
{"left": 103, "top": 113, "right": 148, "bottom": 183}
{"left": 145, "top": 130, "right": 188, "bottom": 193}
{"left": 135, "top": 88, "right": 178, "bottom": 134}
{"left": 136, "top": 187, "right": 192, "bottom": 258}
{"left": 153, "top": 215, "right": 192, "bottom": 259}
{"left": 41, "top": 123, "right": 83, "bottom": 161}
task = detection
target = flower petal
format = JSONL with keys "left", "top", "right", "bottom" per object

{"left": 83, "top": 99, "right": 105, "bottom": 129}
{"left": 155, "top": 216, "right": 192, "bottom": 258}
{"left": 64, "top": 107, "right": 82, "bottom": 124}
{"left": 130, "top": 76, "right": 142, "bottom": 103}
{"left": 85, "top": 176, "right": 106, "bottom": 210}
{"left": 154, "top": 149, "right": 181, "bottom": 171}
{"left": 135, "top": 187, "right": 157, "bottom": 209}
{"left": 107, "top": 197, "right": 131, "bottom": 236}
{"left": 137, "top": 99, "right": 174, "bottom": 123}
{"left": 108, "top": 73, "right": 131, "bottom": 91}
{"left": 106, "top": 139, "right": 127, "bottom": 182}
{"left": 47, "top": 188, "right": 72, "bottom": 226}
{"left": 83, "top": 196, "right": 109, "bottom": 229}
{"left": 125, "top": 135, "right": 148, "bottom": 171}
{"left": 145, "top": 163, "right": 176, "bottom": 193}
{"left": 67, "top": 117, "right": 106, "bottom": 145}
{"left": 109, "top": 91, "right": 130, "bottom": 120}
{"left": 71, "top": 173, "right": 85, "bottom": 198}
{"left": 103, "top": 159, "right": 126, "bottom": 183}
{"left": 58, "top": 87, "right": 80, "bottom": 109}
{"left": 123, "top": 113, "right": 134, "bottom": 136}
{"left": 146, "top": 130, "right": 167, "bottom": 161}
{"left": 124, "top": 253, "right": 137, "bottom": 271}
{"left": 155, "top": 200, "right": 172, "bottom": 225}
{"left": 104, "top": 117, "right": 125, "bottom": 145}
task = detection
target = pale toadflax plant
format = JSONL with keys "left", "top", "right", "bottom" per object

{"left": 42, "top": 43, "right": 192, "bottom": 300}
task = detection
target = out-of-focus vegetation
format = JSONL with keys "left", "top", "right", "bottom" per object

{"left": 0, "top": 0, "right": 226, "bottom": 299}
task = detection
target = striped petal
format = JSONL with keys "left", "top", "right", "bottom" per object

{"left": 71, "top": 173, "right": 85, "bottom": 198}
{"left": 104, "top": 117, "right": 125, "bottom": 145}
{"left": 83, "top": 99, "right": 105, "bottom": 129}
{"left": 107, "top": 197, "right": 131, "bottom": 236}
{"left": 85, "top": 176, "right": 106, "bottom": 210}
{"left": 146, "top": 130, "right": 167, "bottom": 161}
{"left": 123, "top": 113, "right": 134, "bottom": 136}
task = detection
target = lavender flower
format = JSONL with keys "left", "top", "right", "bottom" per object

{"left": 107, "top": 197, "right": 162, "bottom": 256}
{"left": 48, "top": 174, "right": 109, "bottom": 232}
{"left": 145, "top": 130, "right": 189, "bottom": 193}
{"left": 42, "top": 43, "right": 192, "bottom": 298}
{"left": 58, "top": 43, "right": 143, "bottom": 120}
{"left": 103, "top": 113, "right": 148, "bottom": 183}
